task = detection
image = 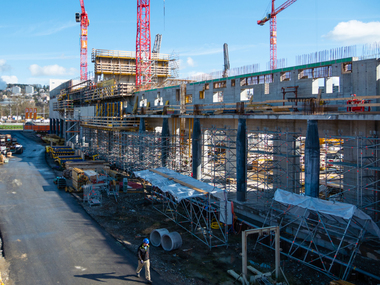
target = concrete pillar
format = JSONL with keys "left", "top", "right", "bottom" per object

{"left": 65, "top": 121, "right": 69, "bottom": 141}
{"left": 49, "top": 118, "right": 53, "bottom": 134}
{"left": 60, "top": 119, "right": 64, "bottom": 138}
{"left": 56, "top": 119, "right": 60, "bottom": 136}
{"left": 52, "top": 118, "right": 56, "bottom": 134}
{"left": 236, "top": 118, "right": 247, "bottom": 202}
{"left": 162, "top": 118, "right": 170, "bottom": 168}
{"left": 305, "top": 120, "right": 320, "bottom": 198}
{"left": 139, "top": 118, "right": 146, "bottom": 132}
{"left": 191, "top": 118, "right": 202, "bottom": 180}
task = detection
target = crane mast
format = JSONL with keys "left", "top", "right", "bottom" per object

{"left": 136, "top": 0, "right": 151, "bottom": 90}
{"left": 76, "top": 0, "right": 89, "bottom": 81}
{"left": 257, "top": 0, "right": 297, "bottom": 70}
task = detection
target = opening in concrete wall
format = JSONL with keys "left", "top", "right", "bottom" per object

{"left": 326, "top": 77, "right": 340, "bottom": 93}
{"left": 280, "top": 71, "right": 291, "bottom": 82}
{"left": 314, "top": 66, "right": 331, "bottom": 78}
{"left": 240, "top": 88, "right": 253, "bottom": 101}
{"left": 176, "top": 89, "right": 180, "bottom": 101}
{"left": 185, "top": 94, "right": 192, "bottom": 104}
{"left": 312, "top": 79, "right": 320, "bottom": 94}
{"left": 265, "top": 74, "right": 273, "bottom": 83}
{"left": 342, "top": 62, "right": 352, "bottom": 74}
{"left": 199, "top": 90, "right": 205, "bottom": 99}
{"left": 213, "top": 91, "right": 223, "bottom": 102}
{"left": 154, "top": 97, "right": 163, "bottom": 106}
{"left": 214, "top": 81, "right": 226, "bottom": 89}
{"left": 231, "top": 79, "right": 235, "bottom": 87}
{"left": 240, "top": 76, "right": 259, "bottom": 86}
{"left": 139, "top": 98, "right": 147, "bottom": 107}
{"left": 299, "top": 68, "right": 313, "bottom": 79}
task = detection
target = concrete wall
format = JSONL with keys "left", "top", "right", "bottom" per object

{"left": 136, "top": 58, "right": 379, "bottom": 112}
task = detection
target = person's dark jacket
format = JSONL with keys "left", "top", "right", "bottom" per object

{"left": 137, "top": 243, "right": 150, "bottom": 261}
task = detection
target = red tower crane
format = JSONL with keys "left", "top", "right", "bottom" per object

{"left": 136, "top": 0, "right": 151, "bottom": 90}
{"left": 76, "top": 0, "right": 89, "bottom": 81}
{"left": 257, "top": 0, "right": 297, "bottom": 70}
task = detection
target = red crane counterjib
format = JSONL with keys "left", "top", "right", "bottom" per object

{"left": 257, "top": 0, "right": 297, "bottom": 25}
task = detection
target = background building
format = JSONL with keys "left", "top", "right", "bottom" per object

{"left": 12, "top": 86, "right": 21, "bottom": 94}
{"left": 25, "top": 85, "right": 34, "bottom": 94}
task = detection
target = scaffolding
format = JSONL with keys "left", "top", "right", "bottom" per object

{"left": 255, "top": 189, "right": 380, "bottom": 281}
{"left": 201, "top": 127, "right": 237, "bottom": 192}
{"left": 321, "top": 134, "right": 380, "bottom": 225}
{"left": 135, "top": 168, "right": 229, "bottom": 249}
{"left": 244, "top": 130, "right": 303, "bottom": 208}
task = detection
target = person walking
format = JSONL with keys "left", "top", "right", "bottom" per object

{"left": 136, "top": 238, "right": 152, "bottom": 283}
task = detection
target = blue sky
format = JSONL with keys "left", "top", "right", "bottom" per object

{"left": 0, "top": 0, "right": 379, "bottom": 87}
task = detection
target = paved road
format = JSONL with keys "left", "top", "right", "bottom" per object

{"left": 0, "top": 131, "right": 167, "bottom": 285}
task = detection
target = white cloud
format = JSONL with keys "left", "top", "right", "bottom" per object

{"left": 187, "top": 57, "right": 195, "bottom": 67}
{"left": 324, "top": 20, "right": 380, "bottom": 44}
{"left": 1, "top": 75, "right": 18, "bottom": 84}
{"left": 29, "top": 64, "right": 77, "bottom": 77}
{"left": 0, "top": 59, "right": 11, "bottom": 73}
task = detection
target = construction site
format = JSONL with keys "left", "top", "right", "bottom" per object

{"left": 42, "top": 0, "right": 380, "bottom": 284}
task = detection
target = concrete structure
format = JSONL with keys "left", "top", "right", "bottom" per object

{"left": 49, "top": 54, "right": 380, "bottom": 281}
{"left": 49, "top": 79, "right": 68, "bottom": 92}
{"left": 25, "top": 85, "right": 34, "bottom": 94}
{"left": 12, "top": 86, "right": 21, "bottom": 94}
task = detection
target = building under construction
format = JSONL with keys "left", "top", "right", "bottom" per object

{"left": 49, "top": 43, "right": 380, "bottom": 283}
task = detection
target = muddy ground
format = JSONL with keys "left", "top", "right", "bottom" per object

{"left": 17, "top": 131, "right": 380, "bottom": 285}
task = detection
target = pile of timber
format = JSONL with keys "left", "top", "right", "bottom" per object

{"left": 72, "top": 168, "right": 85, "bottom": 191}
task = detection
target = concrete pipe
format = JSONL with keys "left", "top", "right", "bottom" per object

{"left": 149, "top": 228, "right": 169, "bottom": 247}
{"left": 161, "top": 232, "right": 182, "bottom": 251}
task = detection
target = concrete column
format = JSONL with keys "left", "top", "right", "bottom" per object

{"left": 56, "top": 119, "right": 60, "bottom": 136}
{"left": 162, "top": 118, "right": 170, "bottom": 168}
{"left": 305, "top": 120, "right": 320, "bottom": 197}
{"left": 60, "top": 119, "right": 64, "bottom": 138}
{"left": 65, "top": 121, "right": 69, "bottom": 141}
{"left": 139, "top": 118, "right": 146, "bottom": 132}
{"left": 236, "top": 118, "right": 247, "bottom": 202}
{"left": 191, "top": 118, "right": 202, "bottom": 180}
{"left": 52, "top": 118, "right": 56, "bottom": 134}
{"left": 49, "top": 118, "right": 53, "bottom": 134}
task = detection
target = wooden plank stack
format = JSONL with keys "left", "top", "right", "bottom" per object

{"left": 72, "top": 168, "right": 84, "bottom": 191}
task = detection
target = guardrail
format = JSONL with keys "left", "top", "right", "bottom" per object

{"left": 80, "top": 116, "right": 139, "bottom": 130}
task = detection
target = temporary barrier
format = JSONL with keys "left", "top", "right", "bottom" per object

{"left": 161, "top": 232, "right": 182, "bottom": 251}
{"left": 150, "top": 228, "right": 169, "bottom": 247}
